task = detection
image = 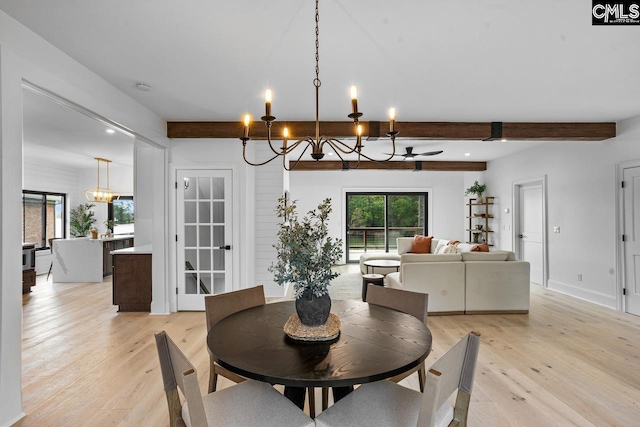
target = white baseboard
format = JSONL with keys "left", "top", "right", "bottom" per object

{"left": 547, "top": 280, "right": 617, "bottom": 309}
{"left": 1, "top": 412, "right": 26, "bottom": 427}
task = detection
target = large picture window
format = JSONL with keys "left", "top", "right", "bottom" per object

{"left": 346, "top": 192, "right": 427, "bottom": 262}
{"left": 108, "top": 196, "right": 134, "bottom": 235}
{"left": 22, "top": 191, "right": 66, "bottom": 249}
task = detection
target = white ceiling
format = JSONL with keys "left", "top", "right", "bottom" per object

{"left": 22, "top": 88, "right": 134, "bottom": 170}
{"left": 4, "top": 0, "right": 640, "bottom": 163}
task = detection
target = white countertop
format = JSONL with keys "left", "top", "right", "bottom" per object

{"left": 59, "top": 235, "right": 134, "bottom": 242}
{"left": 111, "top": 244, "right": 152, "bottom": 255}
{"left": 97, "top": 235, "right": 134, "bottom": 242}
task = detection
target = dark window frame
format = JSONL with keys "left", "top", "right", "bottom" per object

{"left": 345, "top": 191, "right": 429, "bottom": 263}
{"left": 22, "top": 190, "right": 66, "bottom": 250}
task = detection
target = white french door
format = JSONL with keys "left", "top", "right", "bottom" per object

{"left": 176, "top": 169, "right": 233, "bottom": 311}
{"left": 623, "top": 166, "right": 640, "bottom": 316}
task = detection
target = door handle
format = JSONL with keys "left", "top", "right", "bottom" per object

{"left": 518, "top": 234, "right": 524, "bottom": 238}
{"left": 216, "top": 245, "right": 231, "bottom": 250}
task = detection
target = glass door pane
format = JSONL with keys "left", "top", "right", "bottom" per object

{"left": 387, "top": 194, "right": 426, "bottom": 252}
{"left": 346, "top": 194, "right": 385, "bottom": 262}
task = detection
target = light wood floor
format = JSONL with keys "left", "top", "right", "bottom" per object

{"left": 16, "top": 274, "right": 640, "bottom": 426}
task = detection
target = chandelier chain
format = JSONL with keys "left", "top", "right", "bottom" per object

{"left": 314, "top": 0, "right": 320, "bottom": 88}
{"left": 239, "top": 0, "right": 399, "bottom": 169}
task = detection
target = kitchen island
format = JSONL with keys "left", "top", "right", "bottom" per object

{"left": 52, "top": 235, "right": 134, "bottom": 283}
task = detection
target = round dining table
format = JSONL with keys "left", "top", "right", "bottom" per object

{"left": 207, "top": 299, "right": 432, "bottom": 406}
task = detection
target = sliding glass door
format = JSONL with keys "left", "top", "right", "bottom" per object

{"left": 346, "top": 192, "right": 427, "bottom": 262}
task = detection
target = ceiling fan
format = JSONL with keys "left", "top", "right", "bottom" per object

{"left": 385, "top": 146, "right": 443, "bottom": 159}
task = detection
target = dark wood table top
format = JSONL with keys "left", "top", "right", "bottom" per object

{"left": 207, "top": 299, "right": 432, "bottom": 388}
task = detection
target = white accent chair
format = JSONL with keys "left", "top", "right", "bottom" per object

{"left": 315, "top": 332, "right": 481, "bottom": 427}
{"left": 154, "top": 331, "right": 315, "bottom": 427}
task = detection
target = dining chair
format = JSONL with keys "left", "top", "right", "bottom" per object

{"left": 315, "top": 331, "right": 481, "bottom": 427}
{"left": 204, "top": 285, "right": 266, "bottom": 393}
{"left": 204, "top": 286, "right": 321, "bottom": 417}
{"left": 365, "top": 284, "right": 429, "bottom": 392}
{"left": 154, "top": 331, "right": 315, "bottom": 427}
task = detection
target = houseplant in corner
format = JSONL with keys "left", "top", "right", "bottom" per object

{"left": 465, "top": 180, "right": 487, "bottom": 203}
{"left": 269, "top": 196, "right": 343, "bottom": 327}
{"left": 70, "top": 203, "right": 96, "bottom": 237}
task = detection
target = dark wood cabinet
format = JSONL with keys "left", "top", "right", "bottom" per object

{"left": 22, "top": 269, "right": 36, "bottom": 294}
{"left": 103, "top": 238, "right": 134, "bottom": 276}
{"left": 112, "top": 253, "right": 151, "bottom": 312}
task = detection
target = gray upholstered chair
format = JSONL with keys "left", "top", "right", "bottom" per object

{"left": 315, "top": 331, "right": 481, "bottom": 427}
{"left": 365, "top": 284, "right": 429, "bottom": 391}
{"left": 154, "top": 331, "right": 314, "bottom": 427}
{"left": 204, "top": 286, "right": 266, "bottom": 394}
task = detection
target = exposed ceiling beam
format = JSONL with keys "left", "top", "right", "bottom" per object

{"left": 167, "top": 121, "right": 616, "bottom": 141}
{"left": 289, "top": 160, "right": 486, "bottom": 172}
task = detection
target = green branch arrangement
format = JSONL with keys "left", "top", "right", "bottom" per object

{"left": 269, "top": 197, "right": 343, "bottom": 299}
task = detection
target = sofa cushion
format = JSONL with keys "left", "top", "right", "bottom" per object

{"left": 409, "top": 235, "right": 433, "bottom": 253}
{"left": 456, "top": 243, "right": 475, "bottom": 253}
{"left": 461, "top": 251, "right": 510, "bottom": 262}
{"left": 402, "top": 253, "right": 462, "bottom": 263}
{"left": 471, "top": 243, "right": 490, "bottom": 252}
{"left": 433, "top": 240, "right": 450, "bottom": 254}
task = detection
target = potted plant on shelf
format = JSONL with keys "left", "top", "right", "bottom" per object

{"left": 465, "top": 180, "right": 487, "bottom": 204}
{"left": 70, "top": 203, "right": 96, "bottom": 237}
{"left": 104, "top": 220, "right": 115, "bottom": 237}
{"left": 269, "top": 196, "right": 343, "bottom": 326}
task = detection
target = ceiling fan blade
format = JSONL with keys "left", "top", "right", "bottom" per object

{"left": 382, "top": 152, "right": 407, "bottom": 157}
{"left": 417, "top": 150, "right": 444, "bottom": 156}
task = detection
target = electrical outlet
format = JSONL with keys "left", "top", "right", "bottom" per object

{"left": 554, "top": 227, "right": 560, "bottom": 233}
{"left": 577, "top": 274, "right": 582, "bottom": 281}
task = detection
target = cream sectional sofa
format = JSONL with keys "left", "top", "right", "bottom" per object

{"left": 385, "top": 237, "right": 530, "bottom": 315}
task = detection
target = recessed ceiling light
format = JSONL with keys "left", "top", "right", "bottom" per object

{"left": 464, "top": 153, "right": 471, "bottom": 157}
{"left": 106, "top": 129, "right": 115, "bottom": 134}
{"left": 328, "top": 152, "right": 334, "bottom": 156}
{"left": 136, "top": 83, "right": 151, "bottom": 92}
{"left": 501, "top": 138, "right": 507, "bottom": 142}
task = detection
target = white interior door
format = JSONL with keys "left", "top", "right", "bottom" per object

{"left": 519, "top": 184, "right": 543, "bottom": 285}
{"left": 176, "top": 169, "right": 232, "bottom": 311}
{"left": 623, "top": 166, "right": 640, "bottom": 316}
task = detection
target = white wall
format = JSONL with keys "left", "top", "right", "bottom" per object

{"left": 0, "top": 10, "right": 169, "bottom": 425}
{"left": 484, "top": 115, "right": 640, "bottom": 309}
{"left": 289, "top": 169, "right": 468, "bottom": 263}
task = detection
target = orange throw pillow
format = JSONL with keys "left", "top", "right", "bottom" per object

{"left": 471, "top": 243, "right": 490, "bottom": 252}
{"left": 410, "top": 235, "right": 433, "bottom": 253}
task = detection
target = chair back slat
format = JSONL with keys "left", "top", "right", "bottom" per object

{"left": 418, "top": 332, "right": 481, "bottom": 426}
{"left": 366, "top": 284, "right": 428, "bottom": 325}
{"left": 459, "top": 332, "right": 481, "bottom": 394}
{"left": 182, "top": 369, "right": 208, "bottom": 427}
{"left": 155, "top": 332, "right": 179, "bottom": 392}
{"left": 205, "top": 285, "right": 266, "bottom": 331}
{"left": 155, "top": 331, "right": 207, "bottom": 426}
